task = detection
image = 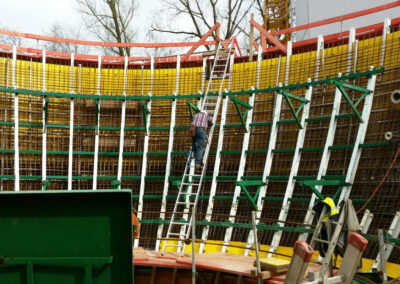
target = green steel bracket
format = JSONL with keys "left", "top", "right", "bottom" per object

{"left": 110, "top": 180, "right": 121, "bottom": 190}
{"left": 228, "top": 95, "right": 253, "bottom": 132}
{"left": 41, "top": 180, "right": 50, "bottom": 191}
{"left": 298, "top": 180, "right": 351, "bottom": 201}
{"left": 186, "top": 100, "right": 200, "bottom": 120}
{"left": 141, "top": 101, "right": 151, "bottom": 134}
{"left": 235, "top": 180, "right": 265, "bottom": 211}
{"left": 330, "top": 80, "right": 373, "bottom": 123}
{"left": 277, "top": 90, "right": 309, "bottom": 128}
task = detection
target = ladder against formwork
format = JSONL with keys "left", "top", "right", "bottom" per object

{"left": 161, "top": 39, "right": 234, "bottom": 256}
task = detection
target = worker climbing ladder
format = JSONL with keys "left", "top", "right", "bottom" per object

{"left": 162, "top": 39, "right": 234, "bottom": 256}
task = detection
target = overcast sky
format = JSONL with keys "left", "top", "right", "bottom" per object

{"left": 0, "top": 0, "right": 159, "bottom": 41}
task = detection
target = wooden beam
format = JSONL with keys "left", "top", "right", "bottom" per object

{"left": 182, "top": 23, "right": 221, "bottom": 62}
{"left": 250, "top": 18, "right": 286, "bottom": 54}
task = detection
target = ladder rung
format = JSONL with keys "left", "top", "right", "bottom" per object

{"left": 177, "top": 202, "right": 195, "bottom": 206}
{"left": 313, "top": 238, "right": 332, "bottom": 244}
{"left": 168, "top": 232, "right": 185, "bottom": 236}
{"left": 182, "top": 183, "right": 199, "bottom": 186}
{"left": 164, "top": 244, "right": 180, "bottom": 247}
{"left": 171, "top": 221, "right": 189, "bottom": 225}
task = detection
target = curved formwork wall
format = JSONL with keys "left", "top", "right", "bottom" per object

{"left": 0, "top": 27, "right": 399, "bottom": 268}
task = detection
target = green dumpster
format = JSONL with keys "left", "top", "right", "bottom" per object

{"left": 0, "top": 190, "right": 133, "bottom": 284}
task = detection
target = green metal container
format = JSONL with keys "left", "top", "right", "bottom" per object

{"left": 0, "top": 190, "right": 133, "bottom": 284}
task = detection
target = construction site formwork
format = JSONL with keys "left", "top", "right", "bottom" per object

{"left": 0, "top": 14, "right": 399, "bottom": 275}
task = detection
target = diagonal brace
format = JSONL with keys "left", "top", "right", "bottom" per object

{"left": 229, "top": 95, "right": 253, "bottom": 132}
{"left": 278, "top": 90, "right": 309, "bottom": 128}
{"left": 236, "top": 180, "right": 265, "bottom": 211}
{"left": 186, "top": 100, "right": 200, "bottom": 120}
{"left": 331, "top": 80, "right": 373, "bottom": 123}
{"left": 299, "top": 180, "right": 351, "bottom": 201}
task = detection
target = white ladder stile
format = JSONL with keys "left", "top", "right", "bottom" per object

{"left": 68, "top": 53, "right": 75, "bottom": 191}
{"left": 42, "top": 50, "right": 47, "bottom": 187}
{"left": 135, "top": 56, "right": 154, "bottom": 248}
{"left": 12, "top": 46, "right": 20, "bottom": 191}
{"left": 268, "top": 81, "right": 313, "bottom": 257}
{"left": 360, "top": 209, "right": 374, "bottom": 234}
{"left": 92, "top": 55, "right": 101, "bottom": 190}
{"left": 162, "top": 39, "right": 234, "bottom": 256}
{"left": 199, "top": 52, "right": 235, "bottom": 254}
{"left": 156, "top": 55, "right": 180, "bottom": 251}
{"left": 117, "top": 56, "right": 129, "bottom": 189}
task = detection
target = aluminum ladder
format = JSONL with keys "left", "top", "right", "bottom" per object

{"left": 162, "top": 39, "right": 234, "bottom": 256}
{"left": 309, "top": 205, "right": 347, "bottom": 279}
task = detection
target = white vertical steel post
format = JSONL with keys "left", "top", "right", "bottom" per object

{"left": 298, "top": 74, "right": 344, "bottom": 242}
{"left": 92, "top": 55, "right": 101, "bottom": 190}
{"left": 380, "top": 17, "right": 391, "bottom": 68}
{"left": 12, "top": 46, "right": 20, "bottom": 191}
{"left": 267, "top": 81, "right": 313, "bottom": 257}
{"left": 135, "top": 56, "right": 154, "bottom": 248}
{"left": 347, "top": 27, "right": 355, "bottom": 75}
{"left": 246, "top": 43, "right": 291, "bottom": 254}
{"left": 222, "top": 50, "right": 260, "bottom": 254}
{"left": 360, "top": 209, "right": 374, "bottom": 234}
{"left": 42, "top": 50, "right": 47, "bottom": 187}
{"left": 338, "top": 70, "right": 376, "bottom": 203}
{"left": 315, "top": 35, "right": 324, "bottom": 81}
{"left": 156, "top": 55, "right": 180, "bottom": 251}
{"left": 371, "top": 211, "right": 400, "bottom": 271}
{"left": 199, "top": 53, "right": 235, "bottom": 254}
{"left": 68, "top": 53, "right": 75, "bottom": 191}
{"left": 117, "top": 56, "right": 128, "bottom": 188}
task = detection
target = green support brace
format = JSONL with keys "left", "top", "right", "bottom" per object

{"left": 228, "top": 95, "right": 253, "bottom": 132}
{"left": 330, "top": 80, "right": 373, "bottom": 123}
{"left": 186, "top": 100, "right": 200, "bottom": 119}
{"left": 41, "top": 180, "right": 50, "bottom": 191}
{"left": 141, "top": 101, "right": 151, "bottom": 134}
{"left": 278, "top": 89, "right": 309, "bottom": 128}
{"left": 110, "top": 180, "right": 121, "bottom": 190}
{"left": 298, "top": 180, "right": 351, "bottom": 201}
{"left": 235, "top": 180, "right": 265, "bottom": 211}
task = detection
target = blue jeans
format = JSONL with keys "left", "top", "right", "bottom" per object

{"left": 191, "top": 127, "right": 205, "bottom": 164}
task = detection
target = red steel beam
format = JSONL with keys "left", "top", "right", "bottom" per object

{"left": 181, "top": 23, "right": 220, "bottom": 62}
{"left": 0, "top": 29, "right": 220, "bottom": 49}
{"left": 233, "top": 37, "right": 243, "bottom": 57}
{"left": 272, "top": 0, "right": 400, "bottom": 36}
{"left": 250, "top": 19, "right": 287, "bottom": 54}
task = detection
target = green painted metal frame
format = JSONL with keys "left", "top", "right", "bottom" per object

{"left": 277, "top": 89, "right": 309, "bottom": 128}
{"left": 0, "top": 67, "right": 383, "bottom": 102}
{"left": 298, "top": 180, "right": 351, "bottom": 201}
{"left": 186, "top": 100, "right": 200, "bottom": 119}
{"left": 330, "top": 79, "right": 373, "bottom": 123}
{"left": 228, "top": 95, "right": 253, "bottom": 132}
{"left": 235, "top": 180, "right": 265, "bottom": 210}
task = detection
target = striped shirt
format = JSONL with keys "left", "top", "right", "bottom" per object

{"left": 192, "top": 112, "right": 213, "bottom": 128}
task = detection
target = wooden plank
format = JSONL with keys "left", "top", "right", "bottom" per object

{"left": 253, "top": 258, "right": 290, "bottom": 273}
